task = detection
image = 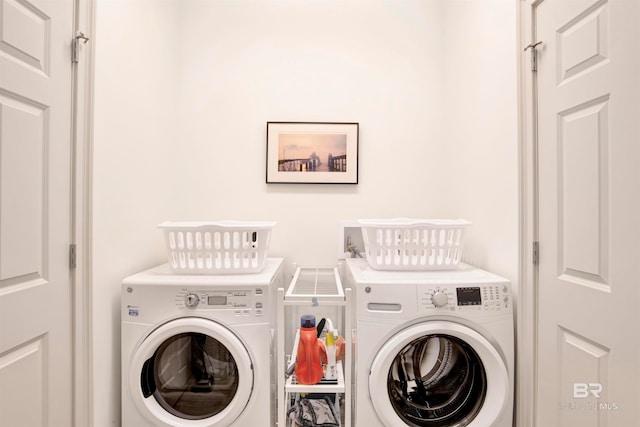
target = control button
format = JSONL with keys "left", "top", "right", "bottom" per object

{"left": 256, "top": 302, "right": 263, "bottom": 309}
{"left": 185, "top": 293, "right": 200, "bottom": 308}
{"left": 255, "top": 288, "right": 263, "bottom": 295}
{"left": 432, "top": 291, "right": 448, "bottom": 307}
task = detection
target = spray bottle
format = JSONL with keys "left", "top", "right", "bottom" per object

{"left": 324, "top": 318, "right": 338, "bottom": 380}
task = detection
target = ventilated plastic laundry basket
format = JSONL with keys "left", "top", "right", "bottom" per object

{"left": 158, "top": 221, "right": 275, "bottom": 274}
{"left": 358, "top": 218, "right": 470, "bottom": 270}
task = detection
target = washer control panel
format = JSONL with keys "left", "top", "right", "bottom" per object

{"left": 418, "top": 283, "right": 510, "bottom": 312}
{"left": 176, "top": 288, "right": 266, "bottom": 317}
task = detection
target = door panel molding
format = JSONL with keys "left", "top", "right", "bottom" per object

{"left": 0, "top": 89, "right": 48, "bottom": 282}
{"left": 556, "top": 0, "right": 609, "bottom": 84}
{"left": 0, "top": 334, "right": 47, "bottom": 426}
{"left": 0, "top": 0, "right": 51, "bottom": 75}
{"left": 557, "top": 95, "right": 610, "bottom": 287}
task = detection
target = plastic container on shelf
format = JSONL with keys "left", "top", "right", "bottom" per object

{"left": 158, "top": 220, "right": 275, "bottom": 274}
{"left": 295, "top": 315, "right": 324, "bottom": 385}
{"left": 358, "top": 218, "right": 471, "bottom": 271}
{"left": 324, "top": 331, "right": 338, "bottom": 381}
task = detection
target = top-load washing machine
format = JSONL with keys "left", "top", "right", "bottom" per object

{"left": 121, "top": 258, "right": 283, "bottom": 427}
{"left": 344, "top": 258, "right": 514, "bottom": 427}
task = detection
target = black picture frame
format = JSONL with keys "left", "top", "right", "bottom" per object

{"left": 266, "top": 121, "right": 359, "bottom": 184}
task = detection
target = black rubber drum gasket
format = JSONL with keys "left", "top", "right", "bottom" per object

{"left": 387, "top": 334, "right": 487, "bottom": 427}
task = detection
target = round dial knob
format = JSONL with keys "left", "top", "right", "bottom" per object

{"left": 431, "top": 291, "right": 449, "bottom": 307}
{"left": 185, "top": 293, "right": 200, "bottom": 308}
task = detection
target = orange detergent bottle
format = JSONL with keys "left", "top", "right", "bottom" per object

{"left": 295, "top": 315, "right": 323, "bottom": 385}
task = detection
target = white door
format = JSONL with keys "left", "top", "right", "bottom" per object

{"left": 0, "top": 0, "right": 75, "bottom": 426}
{"left": 535, "top": 0, "right": 640, "bottom": 426}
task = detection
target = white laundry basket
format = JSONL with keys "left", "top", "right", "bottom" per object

{"left": 358, "top": 218, "right": 470, "bottom": 270}
{"left": 158, "top": 221, "right": 275, "bottom": 274}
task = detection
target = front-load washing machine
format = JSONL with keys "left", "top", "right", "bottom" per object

{"left": 345, "top": 258, "right": 514, "bottom": 427}
{"left": 121, "top": 258, "right": 283, "bottom": 427}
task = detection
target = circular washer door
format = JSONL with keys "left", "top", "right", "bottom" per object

{"left": 369, "top": 321, "right": 508, "bottom": 427}
{"left": 129, "top": 317, "right": 253, "bottom": 427}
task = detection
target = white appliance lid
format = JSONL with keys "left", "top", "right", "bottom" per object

{"left": 122, "top": 257, "right": 283, "bottom": 286}
{"left": 346, "top": 258, "right": 509, "bottom": 285}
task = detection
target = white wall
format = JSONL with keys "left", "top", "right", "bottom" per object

{"left": 92, "top": 0, "right": 181, "bottom": 425}
{"left": 92, "top": 1, "right": 517, "bottom": 425}
{"left": 437, "top": 0, "right": 519, "bottom": 280}
{"left": 174, "top": 0, "right": 447, "bottom": 268}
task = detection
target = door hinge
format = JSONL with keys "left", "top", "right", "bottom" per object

{"left": 524, "top": 41, "right": 543, "bottom": 72}
{"left": 69, "top": 244, "right": 77, "bottom": 269}
{"left": 532, "top": 241, "right": 539, "bottom": 265}
{"left": 72, "top": 32, "right": 90, "bottom": 63}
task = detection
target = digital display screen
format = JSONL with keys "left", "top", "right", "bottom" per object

{"left": 456, "top": 287, "right": 481, "bottom": 306}
{"left": 208, "top": 296, "right": 227, "bottom": 306}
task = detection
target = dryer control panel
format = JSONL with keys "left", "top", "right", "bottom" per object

{"left": 175, "top": 288, "right": 266, "bottom": 317}
{"left": 418, "top": 283, "right": 510, "bottom": 312}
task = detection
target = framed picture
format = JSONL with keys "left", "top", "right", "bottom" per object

{"left": 266, "top": 122, "right": 359, "bottom": 184}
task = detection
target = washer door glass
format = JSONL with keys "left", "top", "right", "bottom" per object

{"left": 387, "top": 334, "right": 486, "bottom": 426}
{"left": 130, "top": 317, "right": 253, "bottom": 425}
{"left": 140, "top": 332, "right": 239, "bottom": 420}
{"left": 369, "top": 321, "right": 509, "bottom": 427}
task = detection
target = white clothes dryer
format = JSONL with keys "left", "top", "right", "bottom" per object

{"left": 121, "top": 258, "right": 283, "bottom": 427}
{"left": 345, "top": 258, "right": 514, "bottom": 427}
